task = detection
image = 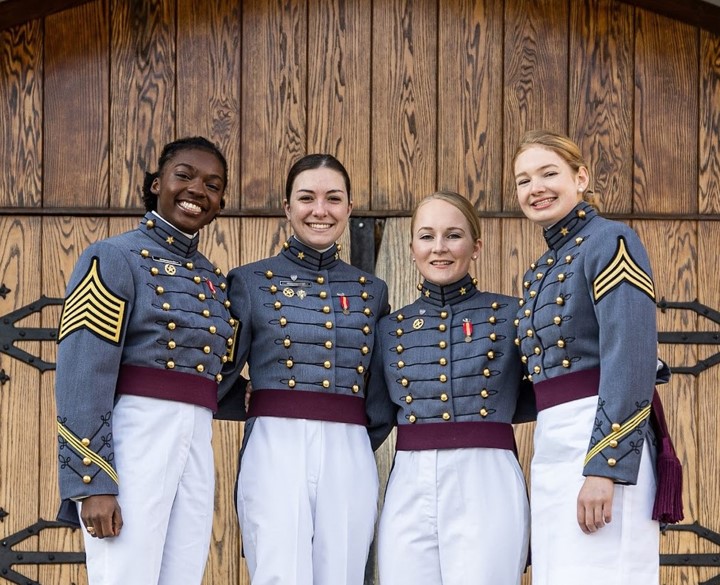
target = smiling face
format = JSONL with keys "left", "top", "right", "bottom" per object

{"left": 411, "top": 198, "right": 482, "bottom": 287}
{"left": 284, "top": 167, "right": 352, "bottom": 250}
{"left": 513, "top": 146, "right": 589, "bottom": 228}
{"left": 152, "top": 148, "right": 225, "bottom": 233}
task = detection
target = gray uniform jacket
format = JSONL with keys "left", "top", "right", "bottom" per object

{"left": 366, "top": 274, "right": 534, "bottom": 451}
{"left": 217, "top": 237, "right": 390, "bottom": 446}
{"left": 515, "top": 201, "right": 658, "bottom": 484}
{"left": 55, "top": 213, "right": 235, "bottom": 524}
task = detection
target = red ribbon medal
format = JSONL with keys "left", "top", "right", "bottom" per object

{"left": 339, "top": 293, "right": 350, "bottom": 315}
{"left": 462, "top": 318, "right": 473, "bottom": 342}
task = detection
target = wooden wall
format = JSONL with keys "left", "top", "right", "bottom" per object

{"left": 0, "top": 0, "right": 719, "bottom": 583}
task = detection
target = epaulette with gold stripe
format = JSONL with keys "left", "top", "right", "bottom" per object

{"left": 58, "top": 257, "right": 127, "bottom": 344}
{"left": 592, "top": 236, "right": 655, "bottom": 302}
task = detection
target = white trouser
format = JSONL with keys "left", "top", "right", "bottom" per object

{"left": 378, "top": 447, "right": 530, "bottom": 585}
{"left": 237, "top": 417, "right": 379, "bottom": 585}
{"left": 531, "top": 396, "right": 659, "bottom": 585}
{"left": 81, "top": 395, "right": 215, "bottom": 585}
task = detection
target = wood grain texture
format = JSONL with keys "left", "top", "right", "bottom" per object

{"left": 437, "top": 0, "right": 503, "bottom": 212}
{"left": 177, "top": 0, "right": 241, "bottom": 211}
{"left": 503, "top": 0, "right": 569, "bottom": 212}
{"left": 696, "top": 221, "right": 720, "bottom": 585}
{"left": 699, "top": 30, "right": 720, "bottom": 214}
{"left": 307, "top": 0, "right": 371, "bottom": 210}
{"left": 44, "top": 0, "right": 109, "bottom": 208}
{"left": 240, "top": 0, "right": 306, "bottom": 210}
{"left": 371, "top": 0, "right": 437, "bottom": 211}
{"left": 38, "top": 216, "right": 109, "bottom": 585}
{"left": 0, "top": 217, "right": 41, "bottom": 582}
{"left": 109, "top": 0, "right": 175, "bottom": 209}
{"left": 569, "top": 0, "right": 634, "bottom": 214}
{"left": 633, "top": 10, "right": 698, "bottom": 214}
{"left": 636, "top": 219, "right": 699, "bottom": 585}
{"left": 0, "top": 20, "right": 41, "bottom": 207}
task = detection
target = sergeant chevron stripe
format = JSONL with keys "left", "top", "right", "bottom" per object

{"left": 592, "top": 237, "right": 655, "bottom": 302}
{"left": 58, "top": 257, "right": 127, "bottom": 344}
{"left": 584, "top": 404, "right": 651, "bottom": 465}
{"left": 57, "top": 420, "right": 119, "bottom": 484}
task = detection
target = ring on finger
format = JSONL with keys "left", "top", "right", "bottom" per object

{"left": 86, "top": 526, "right": 96, "bottom": 534}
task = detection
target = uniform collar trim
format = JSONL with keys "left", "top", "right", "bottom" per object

{"left": 281, "top": 237, "right": 341, "bottom": 270}
{"left": 418, "top": 274, "right": 478, "bottom": 307}
{"left": 544, "top": 202, "right": 597, "bottom": 250}
{"left": 140, "top": 212, "right": 199, "bottom": 257}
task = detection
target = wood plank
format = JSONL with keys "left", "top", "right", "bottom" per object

{"left": 371, "top": 0, "right": 437, "bottom": 211}
{"left": 38, "top": 216, "right": 109, "bottom": 585}
{"left": 633, "top": 10, "right": 698, "bottom": 214}
{"left": 437, "top": 0, "right": 503, "bottom": 212}
{"left": 177, "top": 0, "right": 241, "bottom": 211}
{"left": 569, "top": 0, "right": 634, "bottom": 214}
{"left": 0, "top": 20, "right": 41, "bottom": 207}
{"left": 240, "top": 0, "right": 306, "bottom": 210}
{"left": 699, "top": 30, "right": 720, "bottom": 214}
{"left": 696, "top": 221, "right": 720, "bottom": 585}
{"left": 109, "top": 0, "right": 175, "bottom": 209}
{"left": 307, "top": 0, "right": 371, "bottom": 210}
{"left": 0, "top": 216, "right": 41, "bottom": 582}
{"left": 44, "top": 0, "right": 109, "bottom": 208}
{"left": 636, "top": 219, "right": 698, "bottom": 585}
{"left": 502, "top": 0, "right": 569, "bottom": 211}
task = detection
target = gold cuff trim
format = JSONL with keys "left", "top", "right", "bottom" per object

{"left": 584, "top": 404, "right": 651, "bottom": 466}
{"left": 57, "top": 421, "right": 119, "bottom": 484}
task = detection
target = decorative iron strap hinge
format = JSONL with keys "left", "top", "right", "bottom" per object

{"left": 661, "top": 522, "right": 720, "bottom": 584}
{"left": 657, "top": 298, "right": 720, "bottom": 375}
{"left": 0, "top": 518, "right": 85, "bottom": 584}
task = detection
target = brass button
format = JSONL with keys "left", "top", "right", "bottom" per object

{"left": 489, "top": 333, "right": 497, "bottom": 341}
{"left": 488, "top": 316, "right": 496, "bottom": 324}
{"left": 529, "top": 290, "right": 537, "bottom": 298}
{"left": 167, "top": 361, "right": 175, "bottom": 369}
{"left": 224, "top": 300, "right": 231, "bottom": 308}
{"left": 168, "top": 340, "right": 176, "bottom": 349}
{"left": 515, "top": 338, "right": 520, "bottom": 346}
{"left": 546, "top": 257, "right": 554, "bottom": 265}
{"left": 439, "top": 374, "right": 447, "bottom": 383}
{"left": 396, "top": 345, "right": 404, "bottom": 353}
{"left": 156, "top": 286, "right": 164, "bottom": 295}
{"left": 521, "top": 356, "right": 528, "bottom": 364}
{"left": 359, "top": 276, "right": 366, "bottom": 284}
{"left": 401, "top": 378, "right": 409, "bottom": 387}
{"left": 524, "top": 280, "right": 531, "bottom": 289}
{"left": 524, "top": 309, "right": 531, "bottom": 317}
{"left": 405, "top": 395, "right": 413, "bottom": 404}
{"left": 609, "top": 440, "right": 618, "bottom": 448}
{"left": 487, "top": 351, "right": 495, "bottom": 360}
{"left": 575, "top": 237, "right": 584, "bottom": 245}
{"left": 557, "top": 339, "right": 565, "bottom": 348}
{"left": 83, "top": 475, "right": 92, "bottom": 484}
{"left": 319, "top": 291, "right": 328, "bottom": 299}
{"left": 553, "top": 316, "right": 562, "bottom": 325}
{"left": 216, "top": 374, "right": 223, "bottom": 382}
{"left": 150, "top": 267, "right": 159, "bottom": 276}
{"left": 363, "top": 325, "right": 371, "bottom": 334}
{"left": 562, "top": 359, "right": 570, "bottom": 368}
{"left": 265, "top": 270, "right": 273, "bottom": 278}
{"left": 322, "top": 306, "right": 331, "bottom": 314}
{"left": 530, "top": 263, "right": 537, "bottom": 270}
{"left": 317, "top": 276, "right": 325, "bottom": 284}
{"left": 527, "top": 329, "right": 534, "bottom": 337}
{"left": 611, "top": 423, "right": 621, "bottom": 432}
{"left": 162, "top": 303, "right": 170, "bottom": 311}
{"left": 193, "top": 276, "right": 202, "bottom": 284}
{"left": 203, "top": 346, "right": 211, "bottom": 354}
{"left": 534, "top": 346, "right": 541, "bottom": 355}
{"left": 397, "top": 314, "right": 404, "bottom": 321}
{"left": 274, "top": 301, "right": 282, "bottom": 310}
{"left": 209, "top": 325, "right": 217, "bottom": 334}
{"left": 438, "top": 324, "right": 446, "bottom": 332}
{"left": 352, "top": 385, "right": 360, "bottom": 393}
{"left": 357, "top": 365, "right": 365, "bottom": 374}
{"left": 362, "top": 345, "right": 370, "bottom": 355}
{"left": 439, "top": 357, "right": 447, "bottom": 366}
{"left": 536, "top": 272, "right": 544, "bottom": 280}
{"left": 229, "top": 318, "right": 237, "bottom": 327}
{"left": 324, "top": 360, "right": 331, "bottom": 369}
{"left": 270, "top": 284, "right": 278, "bottom": 293}
{"left": 556, "top": 296, "right": 564, "bottom": 305}
{"left": 221, "top": 355, "right": 228, "bottom": 363}
{"left": 439, "top": 341, "right": 447, "bottom": 349}
{"left": 514, "top": 318, "right": 520, "bottom": 326}
{"left": 202, "top": 309, "right": 210, "bottom": 317}
{"left": 198, "top": 293, "right": 206, "bottom": 301}
{"left": 288, "top": 379, "right": 296, "bottom": 388}
{"left": 325, "top": 341, "right": 332, "bottom": 349}
{"left": 196, "top": 364, "right": 204, "bottom": 373}
{"left": 480, "top": 408, "right": 488, "bottom": 417}
{"left": 533, "top": 365, "right": 541, "bottom": 374}
{"left": 480, "top": 389, "right": 489, "bottom": 398}
{"left": 565, "top": 255, "right": 573, "bottom": 263}
{"left": 440, "top": 311, "right": 448, "bottom": 319}
{"left": 141, "top": 249, "right": 150, "bottom": 257}
{"left": 442, "top": 412, "right": 451, "bottom": 421}
{"left": 518, "top": 299, "right": 525, "bottom": 307}
{"left": 284, "top": 338, "right": 291, "bottom": 348}
{"left": 408, "top": 414, "right": 417, "bottom": 423}
{"left": 491, "top": 302, "right": 499, "bottom": 310}
{"left": 396, "top": 328, "right": 404, "bottom": 337}
{"left": 363, "top": 308, "right": 371, "bottom": 316}
{"left": 577, "top": 209, "right": 586, "bottom": 219}
{"left": 286, "top": 359, "right": 294, "bottom": 368}
{"left": 83, "top": 457, "right": 92, "bottom": 466}
{"left": 322, "top": 380, "right": 330, "bottom": 388}
{"left": 483, "top": 368, "right": 491, "bottom": 377}
{"left": 280, "top": 317, "right": 288, "bottom": 326}
{"left": 167, "top": 322, "right": 176, "bottom": 331}
{"left": 608, "top": 458, "right": 617, "bottom": 467}
{"left": 440, "top": 393, "right": 448, "bottom": 402}
{"left": 361, "top": 291, "right": 369, "bottom": 300}
{"left": 397, "top": 360, "right": 405, "bottom": 368}
{"left": 558, "top": 273, "right": 566, "bottom": 282}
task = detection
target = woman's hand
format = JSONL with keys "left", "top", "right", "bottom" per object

{"left": 245, "top": 379, "right": 253, "bottom": 412}
{"left": 81, "top": 494, "right": 123, "bottom": 539}
{"left": 577, "top": 475, "right": 614, "bottom": 534}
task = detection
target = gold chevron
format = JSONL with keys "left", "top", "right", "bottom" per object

{"left": 584, "top": 404, "right": 651, "bottom": 466}
{"left": 58, "top": 257, "right": 126, "bottom": 343}
{"left": 593, "top": 237, "right": 655, "bottom": 301}
{"left": 57, "top": 420, "right": 119, "bottom": 484}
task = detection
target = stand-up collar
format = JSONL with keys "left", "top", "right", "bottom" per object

{"left": 417, "top": 274, "right": 478, "bottom": 307}
{"left": 281, "top": 237, "right": 341, "bottom": 270}
{"left": 140, "top": 212, "right": 199, "bottom": 257}
{"left": 544, "top": 201, "right": 597, "bottom": 251}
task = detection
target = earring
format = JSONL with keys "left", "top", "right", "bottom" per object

{"left": 578, "top": 187, "right": 584, "bottom": 194}
{"left": 472, "top": 255, "right": 477, "bottom": 260}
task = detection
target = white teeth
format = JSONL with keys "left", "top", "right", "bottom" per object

{"left": 309, "top": 223, "right": 332, "bottom": 229}
{"left": 178, "top": 201, "right": 202, "bottom": 213}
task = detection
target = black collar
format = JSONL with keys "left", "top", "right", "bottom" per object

{"left": 281, "top": 237, "right": 341, "bottom": 270}
{"left": 140, "top": 212, "right": 199, "bottom": 258}
{"left": 543, "top": 202, "right": 597, "bottom": 251}
{"left": 417, "top": 274, "right": 478, "bottom": 307}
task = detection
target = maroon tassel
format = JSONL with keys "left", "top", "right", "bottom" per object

{"left": 650, "top": 390, "right": 684, "bottom": 524}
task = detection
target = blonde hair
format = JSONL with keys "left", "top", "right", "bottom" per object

{"left": 411, "top": 191, "right": 482, "bottom": 241}
{"left": 512, "top": 130, "right": 597, "bottom": 208}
